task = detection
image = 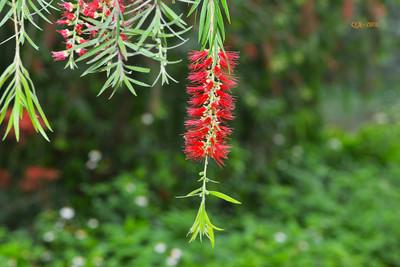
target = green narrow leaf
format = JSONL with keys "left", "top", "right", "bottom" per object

{"left": 77, "top": 39, "right": 115, "bottom": 62}
{"left": 198, "top": 0, "right": 207, "bottom": 44}
{"left": 0, "top": 0, "right": 7, "bottom": 13}
{"left": 123, "top": 77, "right": 137, "bottom": 96}
{"left": 176, "top": 187, "right": 202, "bottom": 198}
{"left": 220, "top": 0, "right": 231, "bottom": 23}
{"left": 209, "top": 191, "right": 242, "bottom": 204}
{"left": 0, "top": 9, "right": 12, "bottom": 28}
{"left": 23, "top": 32, "right": 39, "bottom": 50}
{"left": 187, "top": 0, "right": 201, "bottom": 16}
{"left": 125, "top": 65, "right": 150, "bottom": 73}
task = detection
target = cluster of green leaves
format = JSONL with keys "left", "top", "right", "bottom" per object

{"left": 66, "top": 0, "right": 191, "bottom": 97}
{"left": 0, "top": 58, "right": 52, "bottom": 141}
{"left": 0, "top": 0, "right": 54, "bottom": 140}
{"left": 125, "top": 0, "right": 191, "bottom": 86}
{"left": 179, "top": 166, "right": 241, "bottom": 247}
{"left": 180, "top": 0, "right": 230, "bottom": 57}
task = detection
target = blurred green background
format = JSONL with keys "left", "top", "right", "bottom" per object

{"left": 1, "top": 0, "right": 400, "bottom": 266}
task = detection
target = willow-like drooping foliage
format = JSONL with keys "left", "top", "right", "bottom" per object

{"left": 0, "top": 0, "right": 54, "bottom": 141}
{"left": 52, "top": 0, "right": 192, "bottom": 96}
{"left": 0, "top": 0, "right": 191, "bottom": 140}
{"left": 179, "top": 0, "right": 241, "bottom": 247}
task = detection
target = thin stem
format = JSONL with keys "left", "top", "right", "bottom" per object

{"left": 66, "top": 2, "right": 81, "bottom": 69}
{"left": 12, "top": 0, "right": 20, "bottom": 62}
{"left": 201, "top": 156, "right": 209, "bottom": 203}
{"left": 208, "top": 0, "right": 216, "bottom": 55}
{"left": 12, "top": 0, "right": 22, "bottom": 99}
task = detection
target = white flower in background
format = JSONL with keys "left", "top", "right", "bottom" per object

{"left": 274, "top": 231, "right": 287, "bottom": 244}
{"left": 60, "top": 206, "right": 75, "bottom": 220}
{"left": 166, "top": 257, "right": 178, "bottom": 266}
{"left": 135, "top": 195, "right": 148, "bottom": 207}
{"left": 328, "top": 138, "right": 342, "bottom": 151}
{"left": 88, "top": 150, "right": 102, "bottom": 162}
{"left": 87, "top": 218, "right": 99, "bottom": 229}
{"left": 86, "top": 160, "right": 97, "bottom": 170}
{"left": 126, "top": 183, "right": 136, "bottom": 193}
{"left": 273, "top": 133, "right": 285, "bottom": 146}
{"left": 72, "top": 256, "right": 85, "bottom": 267}
{"left": 154, "top": 242, "right": 167, "bottom": 254}
{"left": 166, "top": 247, "right": 183, "bottom": 266}
{"left": 141, "top": 113, "right": 154, "bottom": 125}
{"left": 170, "top": 248, "right": 183, "bottom": 259}
{"left": 86, "top": 150, "right": 102, "bottom": 170}
{"left": 43, "top": 231, "right": 55, "bottom": 242}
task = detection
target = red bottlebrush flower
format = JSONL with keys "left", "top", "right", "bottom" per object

{"left": 56, "top": 19, "right": 71, "bottom": 25}
{"left": 51, "top": 51, "right": 69, "bottom": 61}
{"left": 75, "top": 24, "right": 84, "bottom": 34}
{"left": 60, "top": 1, "right": 74, "bottom": 12}
{"left": 57, "top": 29, "right": 71, "bottom": 39}
{"left": 189, "top": 50, "right": 208, "bottom": 62}
{"left": 66, "top": 41, "right": 73, "bottom": 49}
{"left": 87, "top": 0, "right": 100, "bottom": 10}
{"left": 76, "top": 48, "right": 87, "bottom": 56}
{"left": 63, "top": 11, "right": 76, "bottom": 21}
{"left": 82, "top": 8, "right": 96, "bottom": 18}
{"left": 77, "top": 37, "right": 87, "bottom": 44}
{"left": 184, "top": 50, "right": 239, "bottom": 165}
{"left": 120, "top": 33, "right": 128, "bottom": 41}
{"left": 53, "top": 0, "right": 128, "bottom": 63}
{"left": 78, "top": 0, "right": 85, "bottom": 8}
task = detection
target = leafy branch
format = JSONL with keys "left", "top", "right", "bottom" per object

{"left": 180, "top": 0, "right": 230, "bottom": 58}
{"left": 77, "top": 0, "right": 152, "bottom": 97}
{"left": 0, "top": 0, "right": 53, "bottom": 141}
{"left": 53, "top": 0, "right": 191, "bottom": 97}
{"left": 178, "top": 157, "right": 241, "bottom": 247}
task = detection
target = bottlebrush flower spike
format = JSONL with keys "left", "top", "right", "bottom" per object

{"left": 184, "top": 50, "right": 238, "bottom": 165}
{"left": 180, "top": 0, "right": 241, "bottom": 247}
{"left": 181, "top": 50, "right": 241, "bottom": 248}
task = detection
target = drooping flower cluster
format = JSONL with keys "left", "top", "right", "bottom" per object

{"left": 184, "top": 50, "right": 239, "bottom": 165}
{"left": 52, "top": 0, "right": 126, "bottom": 61}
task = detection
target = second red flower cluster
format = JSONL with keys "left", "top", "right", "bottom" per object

{"left": 52, "top": 0, "right": 126, "bottom": 61}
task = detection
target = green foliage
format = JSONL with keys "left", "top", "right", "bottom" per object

{"left": 0, "top": 0, "right": 54, "bottom": 140}
{"left": 0, "top": 60, "right": 52, "bottom": 141}
{"left": 64, "top": 0, "right": 191, "bottom": 96}
{"left": 1, "top": 126, "right": 400, "bottom": 266}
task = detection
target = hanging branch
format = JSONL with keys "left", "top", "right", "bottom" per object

{"left": 52, "top": 0, "right": 191, "bottom": 97}
{"left": 0, "top": 0, "right": 54, "bottom": 141}
{"left": 178, "top": 0, "right": 241, "bottom": 247}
